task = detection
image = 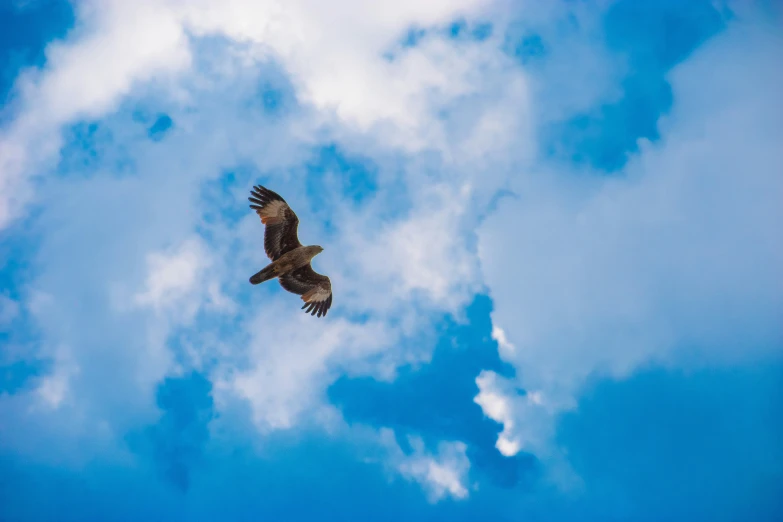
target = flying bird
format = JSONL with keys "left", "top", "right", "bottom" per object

{"left": 248, "top": 185, "right": 333, "bottom": 318}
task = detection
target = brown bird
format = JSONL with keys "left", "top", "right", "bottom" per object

{"left": 248, "top": 185, "right": 333, "bottom": 317}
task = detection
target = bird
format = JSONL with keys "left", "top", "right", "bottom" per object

{"left": 247, "top": 184, "right": 333, "bottom": 318}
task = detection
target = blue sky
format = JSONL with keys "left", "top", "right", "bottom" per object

{"left": 0, "top": 1, "right": 781, "bottom": 520}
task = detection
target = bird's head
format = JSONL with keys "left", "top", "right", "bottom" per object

{"left": 307, "top": 245, "right": 324, "bottom": 258}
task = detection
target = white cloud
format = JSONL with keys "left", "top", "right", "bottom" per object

{"left": 224, "top": 308, "right": 397, "bottom": 431}
{"left": 0, "top": 0, "right": 192, "bottom": 227}
{"left": 490, "top": 324, "right": 515, "bottom": 358}
{"left": 180, "top": 0, "right": 495, "bottom": 140}
{"left": 474, "top": 371, "right": 521, "bottom": 456}
{"left": 134, "top": 238, "right": 206, "bottom": 309}
{"left": 339, "top": 182, "right": 481, "bottom": 312}
{"left": 381, "top": 429, "right": 471, "bottom": 502}
{"left": 129, "top": 236, "right": 238, "bottom": 378}
{"left": 134, "top": 236, "right": 231, "bottom": 320}
{"left": 475, "top": 21, "right": 783, "bottom": 467}
{"left": 34, "top": 345, "right": 80, "bottom": 410}
{"left": 474, "top": 369, "right": 560, "bottom": 461}
{"left": 0, "top": 0, "right": 528, "bottom": 229}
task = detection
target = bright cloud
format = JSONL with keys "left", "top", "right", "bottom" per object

{"left": 474, "top": 370, "right": 521, "bottom": 456}
{"left": 133, "top": 237, "right": 232, "bottom": 320}
{"left": 0, "top": 0, "right": 525, "bottom": 228}
{"left": 381, "top": 428, "right": 471, "bottom": 502}
{"left": 34, "top": 344, "right": 79, "bottom": 410}
{"left": 225, "top": 311, "right": 396, "bottom": 431}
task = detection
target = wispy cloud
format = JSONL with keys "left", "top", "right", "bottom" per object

{"left": 381, "top": 428, "right": 471, "bottom": 502}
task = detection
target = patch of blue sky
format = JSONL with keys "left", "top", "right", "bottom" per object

{"left": 387, "top": 18, "right": 493, "bottom": 61}
{"left": 0, "top": 332, "right": 47, "bottom": 397}
{"left": 505, "top": 32, "right": 546, "bottom": 64}
{"left": 541, "top": 0, "right": 726, "bottom": 172}
{"left": 0, "top": 299, "right": 47, "bottom": 392}
{"left": 55, "top": 117, "right": 141, "bottom": 178}
{"left": 0, "top": 220, "right": 40, "bottom": 300}
{"left": 0, "top": 439, "right": 447, "bottom": 522}
{"left": 299, "top": 143, "right": 389, "bottom": 242}
{"left": 198, "top": 168, "right": 259, "bottom": 230}
{"left": 555, "top": 362, "right": 783, "bottom": 521}
{"left": 0, "top": 359, "right": 43, "bottom": 395}
{"left": 400, "top": 27, "right": 428, "bottom": 49}
{"left": 259, "top": 85, "right": 285, "bottom": 114}
{"left": 5, "top": 361, "right": 776, "bottom": 520}
{"left": 305, "top": 144, "right": 379, "bottom": 207}
{"left": 329, "top": 295, "right": 529, "bottom": 488}
{"left": 56, "top": 121, "right": 104, "bottom": 174}
{"left": 0, "top": 214, "right": 48, "bottom": 394}
{"left": 147, "top": 114, "right": 174, "bottom": 142}
{"left": 447, "top": 19, "right": 493, "bottom": 41}
{"left": 126, "top": 372, "right": 215, "bottom": 492}
{"left": 244, "top": 61, "right": 298, "bottom": 117}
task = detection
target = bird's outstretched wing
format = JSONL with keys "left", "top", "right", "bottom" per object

{"left": 279, "top": 265, "right": 333, "bottom": 318}
{"left": 248, "top": 185, "right": 302, "bottom": 261}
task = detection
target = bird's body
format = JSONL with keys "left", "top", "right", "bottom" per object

{"left": 248, "top": 185, "right": 333, "bottom": 317}
{"left": 249, "top": 245, "right": 323, "bottom": 284}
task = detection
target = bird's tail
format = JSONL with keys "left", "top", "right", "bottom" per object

{"left": 249, "top": 264, "right": 276, "bottom": 285}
